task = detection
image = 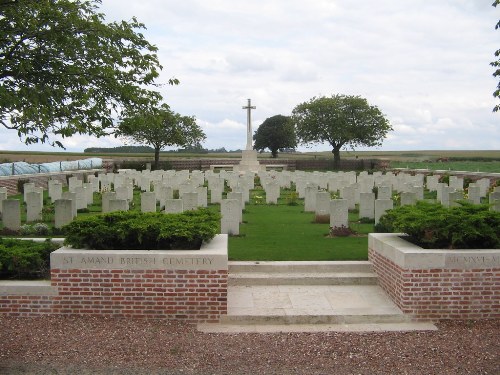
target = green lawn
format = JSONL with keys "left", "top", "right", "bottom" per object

{"left": 228, "top": 199, "right": 371, "bottom": 261}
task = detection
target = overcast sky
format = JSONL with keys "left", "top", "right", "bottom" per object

{"left": 1, "top": 0, "right": 499, "bottom": 153}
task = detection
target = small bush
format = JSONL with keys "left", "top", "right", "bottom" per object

{"left": 20, "top": 224, "right": 34, "bottom": 235}
{"left": 0, "top": 239, "right": 60, "bottom": 279}
{"left": 375, "top": 201, "right": 500, "bottom": 249}
{"left": 330, "top": 225, "right": 356, "bottom": 237}
{"left": 63, "top": 208, "right": 221, "bottom": 250}
{"left": 286, "top": 191, "right": 299, "bottom": 206}
{"left": 33, "top": 223, "right": 50, "bottom": 236}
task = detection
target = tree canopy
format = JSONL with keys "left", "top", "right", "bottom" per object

{"left": 0, "top": 0, "right": 173, "bottom": 147}
{"left": 117, "top": 104, "right": 206, "bottom": 168}
{"left": 492, "top": 0, "right": 500, "bottom": 112}
{"left": 253, "top": 115, "right": 296, "bottom": 158}
{"left": 292, "top": 95, "right": 392, "bottom": 168}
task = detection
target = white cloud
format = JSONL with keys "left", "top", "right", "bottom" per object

{"left": 2, "top": 0, "right": 499, "bottom": 153}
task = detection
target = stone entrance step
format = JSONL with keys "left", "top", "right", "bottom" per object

{"left": 228, "top": 261, "right": 378, "bottom": 286}
{"left": 198, "top": 262, "right": 438, "bottom": 333}
{"left": 219, "top": 312, "right": 411, "bottom": 325}
{"left": 198, "top": 322, "right": 438, "bottom": 333}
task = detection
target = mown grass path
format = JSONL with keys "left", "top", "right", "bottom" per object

{"left": 228, "top": 200, "right": 371, "bottom": 261}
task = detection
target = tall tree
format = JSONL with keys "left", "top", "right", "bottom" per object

{"left": 117, "top": 104, "right": 206, "bottom": 168}
{"left": 492, "top": 0, "right": 500, "bottom": 112}
{"left": 253, "top": 115, "right": 296, "bottom": 158}
{"left": 292, "top": 95, "right": 392, "bottom": 169}
{"left": 0, "top": 0, "right": 174, "bottom": 147}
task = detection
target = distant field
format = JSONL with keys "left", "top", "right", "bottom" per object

{"left": 391, "top": 161, "right": 500, "bottom": 173}
{"left": 1, "top": 149, "right": 499, "bottom": 168}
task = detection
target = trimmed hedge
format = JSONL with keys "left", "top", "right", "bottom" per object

{"left": 375, "top": 201, "right": 500, "bottom": 249}
{"left": 0, "top": 239, "right": 61, "bottom": 279}
{"left": 63, "top": 208, "right": 220, "bottom": 250}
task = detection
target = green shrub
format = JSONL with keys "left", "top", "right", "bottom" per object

{"left": 375, "top": 201, "right": 500, "bottom": 249}
{"left": 63, "top": 208, "right": 221, "bottom": 250}
{"left": 33, "top": 223, "right": 50, "bottom": 235}
{"left": 19, "top": 224, "right": 33, "bottom": 235}
{"left": 0, "top": 239, "right": 60, "bottom": 279}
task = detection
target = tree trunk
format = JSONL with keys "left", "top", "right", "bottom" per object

{"left": 154, "top": 147, "right": 160, "bottom": 170}
{"left": 332, "top": 147, "right": 341, "bottom": 170}
{"left": 271, "top": 148, "right": 278, "bottom": 158}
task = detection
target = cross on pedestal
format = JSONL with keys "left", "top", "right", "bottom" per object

{"left": 242, "top": 98, "right": 256, "bottom": 151}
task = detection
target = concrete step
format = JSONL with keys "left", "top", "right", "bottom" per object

{"left": 197, "top": 322, "right": 438, "bottom": 333}
{"left": 219, "top": 312, "right": 411, "bottom": 325}
{"left": 229, "top": 261, "right": 373, "bottom": 274}
{"left": 228, "top": 261, "right": 377, "bottom": 286}
{"left": 211, "top": 263, "right": 438, "bottom": 333}
{"left": 229, "top": 272, "right": 377, "bottom": 286}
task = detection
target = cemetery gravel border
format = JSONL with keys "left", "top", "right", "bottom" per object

{"left": 0, "top": 316, "right": 498, "bottom": 375}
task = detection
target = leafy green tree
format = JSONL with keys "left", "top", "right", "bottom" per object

{"left": 117, "top": 104, "right": 206, "bottom": 168}
{"left": 0, "top": 0, "right": 174, "bottom": 147}
{"left": 253, "top": 115, "right": 296, "bottom": 158}
{"left": 492, "top": 0, "right": 500, "bottom": 112}
{"left": 292, "top": 95, "right": 392, "bottom": 169}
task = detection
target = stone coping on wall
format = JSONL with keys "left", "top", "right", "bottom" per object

{"left": 0, "top": 280, "right": 57, "bottom": 296}
{"left": 369, "top": 233, "right": 500, "bottom": 270}
{"left": 50, "top": 234, "right": 228, "bottom": 271}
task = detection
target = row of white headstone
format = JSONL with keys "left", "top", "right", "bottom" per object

{"left": 0, "top": 169, "right": 499, "bottom": 234}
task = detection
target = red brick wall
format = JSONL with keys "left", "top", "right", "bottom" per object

{"left": 0, "top": 295, "right": 54, "bottom": 316}
{"left": 0, "top": 269, "right": 227, "bottom": 323}
{"left": 369, "top": 248, "right": 500, "bottom": 320}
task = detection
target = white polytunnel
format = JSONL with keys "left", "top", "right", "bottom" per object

{"left": 0, "top": 158, "right": 102, "bottom": 176}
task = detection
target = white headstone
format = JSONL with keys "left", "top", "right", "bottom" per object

{"left": 221, "top": 199, "right": 240, "bottom": 235}
{"left": 26, "top": 191, "right": 43, "bottom": 222}
{"left": 108, "top": 199, "right": 128, "bottom": 212}
{"left": 182, "top": 192, "right": 199, "bottom": 211}
{"left": 196, "top": 186, "right": 208, "bottom": 207}
{"left": 23, "top": 182, "right": 35, "bottom": 202}
{"left": 48, "top": 180, "right": 63, "bottom": 201}
{"left": 68, "top": 176, "right": 82, "bottom": 192}
{"left": 54, "top": 199, "right": 73, "bottom": 228}
{"left": 315, "top": 191, "right": 331, "bottom": 216}
{"left": 101, "top": 191, "right": 116, "bottom": 214}
{"left": 467, "top": 185, "right": 481, "bottom": 205}
{"left": 359, "top": 192, "right": 375, "bottom": 219}
{"left": 375, "top": 199, "right": 393, "bottom": 224}
{"left": 304, "top": 184, "right": 318, "bottom": 212}
{"left": 0, "top": 191, "right": 7, "bottom": 215}
{"left": 400, "top": 192, "right": 417, "bottom": 206}
{"left": 449, "top": 191, "right": 463, "bottom": 207}
{"left": 164, "top": 199, "right": 183, "bottom": 214}
{"left": 330, "top": 199, "right": 348, "bottom": 229}
{"left": 61, "top": 191, "right": 77, "bottom": 218}
{"left": 210, "top": 185, "right": 223, "bottom": 204}
{"left": 141, "top": 192, "right": 156, "bottom": 213}
{"left": 340, "top": 185, "right": 355, "bottom": 210}
{"left": 265, "top": 181, "right": 280, "bottom": 204}
{"left": 227, "top": 191, "right": 243, "bottom": 223}
{"left": 2, "top": 199, "right": 21, "bottom": 230}
{"left": 489, "top": 192, "right": 500, "bottom": 212}
{"left": 74, "top": 186, "right": 87, "bottom": 210}
{"left": 377, "top": 186, "right": 392, "bottom": 200}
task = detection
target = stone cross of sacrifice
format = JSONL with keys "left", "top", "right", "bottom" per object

{"left": 242, "top": 98, "right": 256, "bottom": 151}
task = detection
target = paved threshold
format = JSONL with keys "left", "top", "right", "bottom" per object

{"left": 198, "top": 284, "right": 438, "bottom": 333}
